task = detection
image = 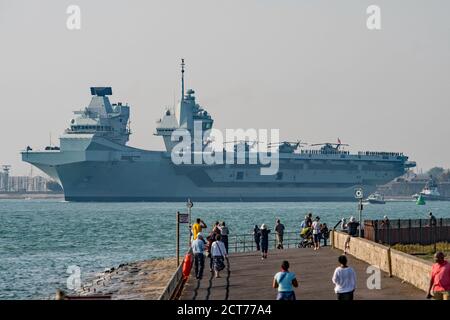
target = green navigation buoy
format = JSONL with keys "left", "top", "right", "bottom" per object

{"left": 416, "top": 194, "right": 426, "bottom": 205}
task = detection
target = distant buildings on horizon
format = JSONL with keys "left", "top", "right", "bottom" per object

{"left": 0, "top": 169, "right": 60, "bottom": 193}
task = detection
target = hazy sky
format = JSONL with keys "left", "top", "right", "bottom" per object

{"left": 1, "top": 0, "right": 449, "bottom": 176}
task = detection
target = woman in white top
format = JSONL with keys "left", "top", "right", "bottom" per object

{"left": 332, "top": 255, "right": 356, "bottom": 300}
{"left": 211, "top": 234, "right": 228, "bottom": 278}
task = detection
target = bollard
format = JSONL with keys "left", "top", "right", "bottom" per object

{"left": 55, "top": 289, "right": 66, "bottom": 300}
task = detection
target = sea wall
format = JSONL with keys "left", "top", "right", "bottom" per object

{"left": 332, "top": 231, "right": 432, "bottom": 292}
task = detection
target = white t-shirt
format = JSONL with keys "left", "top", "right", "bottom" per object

{"left": 312, "top": 221, "right": 321, "bottom": 235}
{"left": 211, "top": 241, "right": 227, "bottom": 257}
{"left": 332, "top": 266, "right": 356, "bottom": 293}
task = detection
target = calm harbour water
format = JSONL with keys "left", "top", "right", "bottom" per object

{"left": 1, "top": 199, "right": 449, "bottom": 299}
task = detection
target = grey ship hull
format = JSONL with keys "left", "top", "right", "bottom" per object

{"left": 21, "top": 83, "right": 415, "bottom": 202}
{"left": 22, "top": 137, "right": 408, "bottom": 202}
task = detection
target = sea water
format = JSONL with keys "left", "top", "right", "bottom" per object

{"left": 1, "top": 199, "right": 449, "bottom": 299}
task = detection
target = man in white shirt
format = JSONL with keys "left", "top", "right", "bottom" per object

{"left": 311, "top": 216, "right": 321, "bottom": 251}
{"left": 332, "top": 255, "right": 356, "bottom": 300}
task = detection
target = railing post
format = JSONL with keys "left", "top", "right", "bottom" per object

{"left": 433, "top": 220, "right": 437, "bottom": 254}
{"left": 419, "top": 219, "right": 422, "bottom": 244}
{"left": 387, "top": 221, "right": 390, "bottom": 247}
{"left": 243, "top": 235, "right": 246, "bottom": 252}
{"left": 374, "top": 220, "right": 378, "bottom": 243}
{"left": 234, "top": 236, "right": 237, "bottom": 253}
{"left": 408, "top": 219, "right": 411, "bottom": 244}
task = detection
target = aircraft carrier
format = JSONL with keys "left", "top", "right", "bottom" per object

{"left": 21, "top": 61, "right": 416, "bottom": 202}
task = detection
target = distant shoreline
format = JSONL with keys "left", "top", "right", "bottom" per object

{"left": 0, "top": 192, "right": 64, "bottom": 200}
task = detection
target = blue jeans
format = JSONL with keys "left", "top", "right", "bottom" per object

{"left": 194, "top": 253, "right": 205, "bottom": 279}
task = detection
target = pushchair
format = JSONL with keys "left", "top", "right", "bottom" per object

{"left": 297, "top": 227, "right": 314, "bottom": 248}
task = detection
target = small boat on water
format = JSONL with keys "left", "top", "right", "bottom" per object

{"left": 367, "top": 192, "right": 386, "bottom": 204}
{"left": 413, "top": 180, "right": 444, "bottom": 201}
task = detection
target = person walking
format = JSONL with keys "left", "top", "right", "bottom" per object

{"left": 332, "top": 255, "right": 356, "bottom": 300}
{"left": 206, "top": 223, "right": 221, "bottom": 272}
{"left": 312, "top": 216, "right": 321, "bottom": 251}
{"left": 211, "top": 234, "right": 228, "bottom": 278}
{"left": 275, "top": 219, "right": 285, "bottom": 250}
{"left": 273, "top": 260, "right": 298, "bottom": 300}
{"left": 427, "top": 252, "right": 450, "bottom": 300}
{"left": 219, "top": 221, "right": 230, "bottom": 253}
{"left": 192, "top": 218, "right": 207, "bottom": 240}
{"left": 300, "top": 217, "right": 307, "bottom": 230}
{"left": 340, "top": 218, "right": 347, "bottom": 232}
{"left": 321, "top": 223, "right": 329, "bottom": 247}
{"left": 381, "top": 215, "right": 390, "bottom": 228}
{"left": 343, "top": 235, "right": 351, "bottom": 255}
{"left": 191, "top": 232, "right": 206, "bottom": 279}
{"left": 428, "top": 211, "right": 437, "bottom": 227}
{"left": 253, "top": 225, "right": 261, "bottom": 251}
{"left": 305, "top": 213, "right": 313, "bottom": 228}
{"left": 347, "top": 216, "right": 360, "bottom": 237}
{"left": 212, "top": 221, "right": 221, "bottom": 238}
{"left": 260, "top": 224, "right": 271, "bottom": 260}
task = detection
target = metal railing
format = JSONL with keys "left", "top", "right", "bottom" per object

{"left": 227, "top": 231, "right": 311, "bottom": 253}
{"left": 364, "top": 218, "right": 450, "bottom": 247}
{"left": 159, "top": 248, "right": 192, "bottom": 300}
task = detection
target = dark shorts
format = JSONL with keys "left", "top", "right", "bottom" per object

{"left": 261, "top": 241, "right": 269, "bottom": 252}
{"left": 313, "top": 234, "right": 321, "bottom": 243}
{"left": 337, "top": 290, "right": 354, "bottom": 300}
{"left": 276, "top": 291, "right": 296, "bottom": 300}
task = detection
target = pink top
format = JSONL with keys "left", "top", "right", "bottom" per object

{"left": 431, "top": 260, "right": 450, "bottom": 292}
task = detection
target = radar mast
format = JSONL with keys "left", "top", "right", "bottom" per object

{"left": 181, "top": 58, "right": 185, "bottom": 101}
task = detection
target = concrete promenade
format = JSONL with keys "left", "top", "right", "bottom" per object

{"left": 180, "top": 247, "right": 424, "bottom": 300}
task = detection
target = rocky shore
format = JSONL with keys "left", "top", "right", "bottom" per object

{"left": 76, "top": 258, "right": 177, "bottom": 300}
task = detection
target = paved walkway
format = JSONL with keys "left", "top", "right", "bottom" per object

{"left": 180, "top": 247, "right": 425, "bottom": 300}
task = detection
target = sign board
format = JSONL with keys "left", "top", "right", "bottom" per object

{"left": 354, "top": 188, "right": 364, "bottom": 199}
{"left": 178, "top": 213, "right": 189, "bottom": 223}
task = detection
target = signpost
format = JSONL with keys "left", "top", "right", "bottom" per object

{"left": 186, "top": 199, "right": 194, "bottom": 245}
{"left": 355, "top": 188, "right": 364, "bottom": 237}
{"left": 176, "top": 211, "right": 189, "bottom": 266}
